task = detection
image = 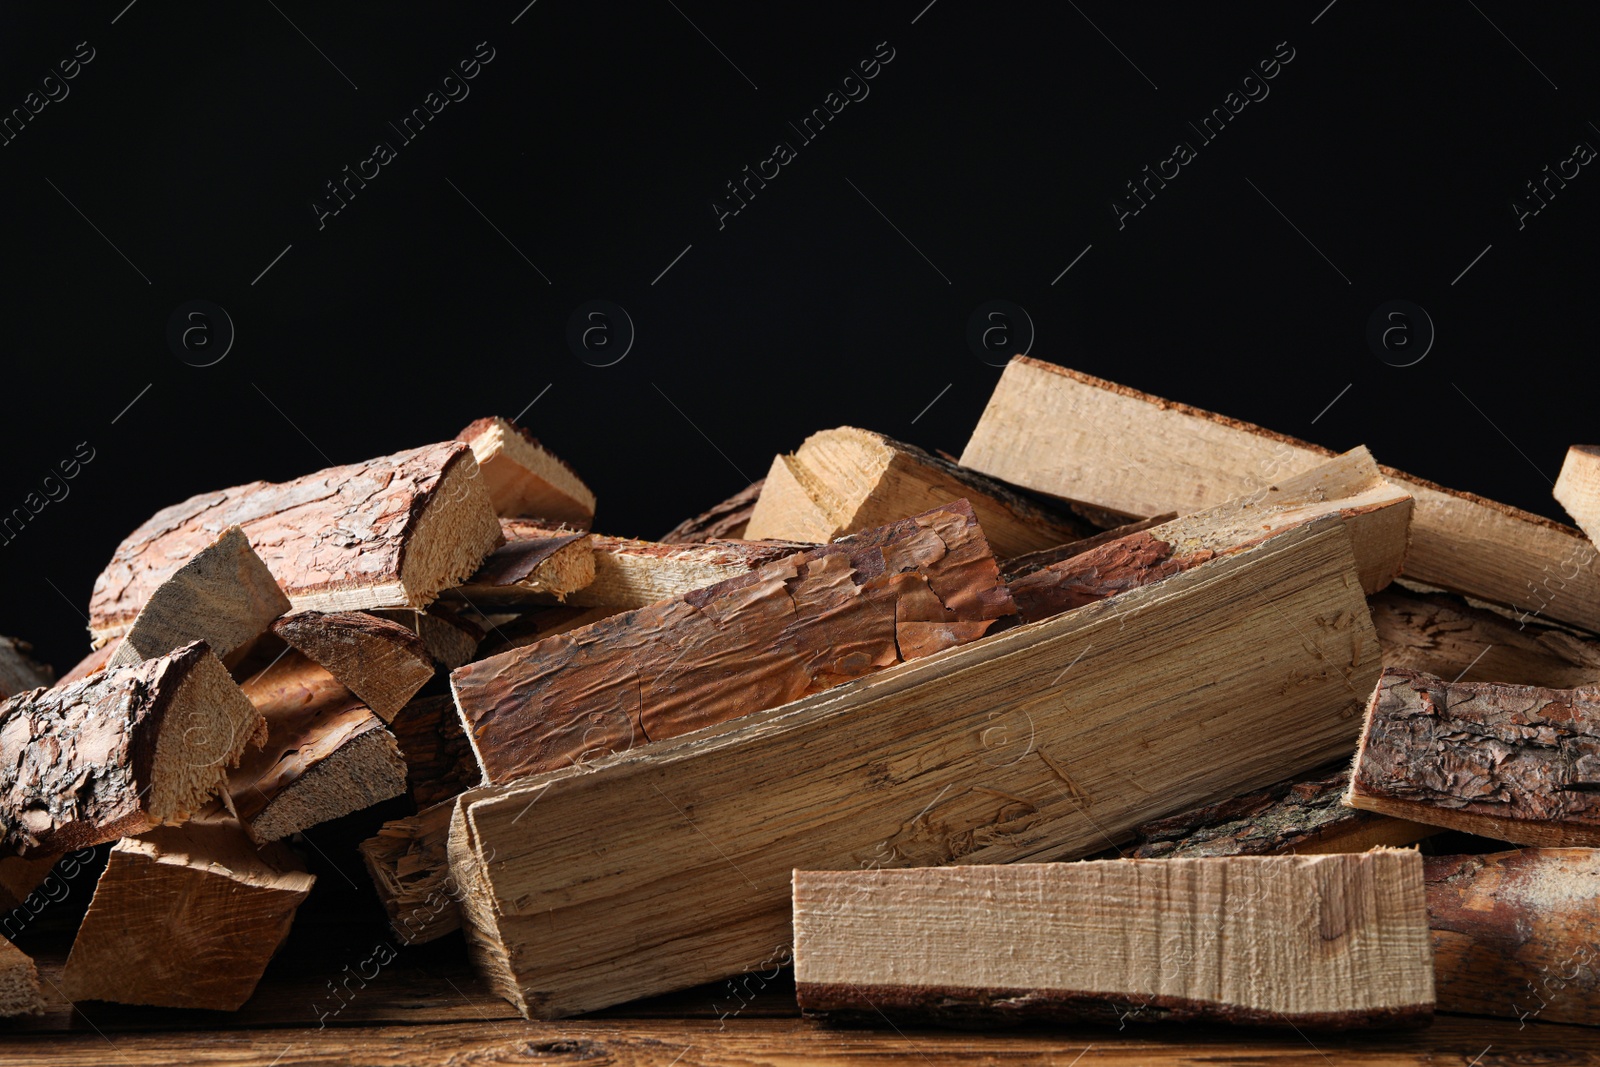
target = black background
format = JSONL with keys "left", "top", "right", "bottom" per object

{"left": 1, "top": 1, "right": 1596, "bottom": 672}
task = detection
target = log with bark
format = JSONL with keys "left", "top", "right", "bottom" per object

{"left": 451, "top": 500, "right": 1017, "bottom": 785}
{"left": 447, "top": 521, "right": 1382, "bottom": 1018}
{"left": 359, "top": 802, "right": 460, "bottom": 945}
{"left": 457, "top": 416, "right": 595, "bottom": 525}
{"left": 1346, "top": 668, "right": 1600, "bottom": 846}
{"left": 0, "top": 635, "right": 52, "bottom": 700}
{"left": 0, "top": 642, "right": 264, "bottom": 855}
{"left": 450, "top": 523, "right": 594, "bottom": 605}
{"left": 659, "top": 479, "right": 765, "bottom": 543}
{"left": 1555, "top": 445, "right": 1600, "bottom": 545}
{"left": 0, "top": 935, "right": 44, "bottom": 1017}
{"left": 272, "top": 610, "right": 434, "bottom": 722}
{"left": 88, "top": 441, "right": 502, "bottom": 644}
{"left": 792, "top": 852, "right": 1434, "bottom": 1028}
{"left": 59, "top": 818, "right": 314, "bottom": 1010}
{"left": 960, "top": 356, "right": 1600, "bottom": 634}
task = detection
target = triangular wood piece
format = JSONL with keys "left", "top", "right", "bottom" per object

{"left": 457, "top": 416, "right": 595, "bottom": 525}
{"left": 1555, "top": 445, "right": 1600, "bottom": 544}
{"left": 272, "top": 611, "right": 434, "bottom": 722}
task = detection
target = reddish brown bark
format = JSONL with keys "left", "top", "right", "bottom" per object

{"left": 272, "top": 610, "right": 434, "bottom": 721}
{"left": 389, "top": 694, "right": 480, "bottom": 807}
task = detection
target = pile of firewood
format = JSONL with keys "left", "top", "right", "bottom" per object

{"left": 2, "top": 357, "right": 1599, "bottom": 1029}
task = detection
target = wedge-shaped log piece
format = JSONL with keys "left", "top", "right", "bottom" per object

{"left": 961, "top": 357, "right": 1600, "bottom": 633}
{"left": 231, "top": 651, "right": 407, "bottom": 842}
{"left": 272, "top": 611, "right": 434, "bottom": 722}
{"left": 1373, "top": 585, "right": 1600, "bottom": 688}
{"left": 360, "top": 802, "right": 461, "bottom": 945}
{"left": 452, "top": 500, "right": 1015, "bottom": 785}
{"left": 1426, "top": 848, "right": 1600, "bottom": 1026}
{"left": 457, "top": 416, "right": 595, "bottom": 525}
{"left": 448, "top": 522, "right": 1380, "bottom": 1018}
{"left": 746, "top": 426, "right": 1091, "bottom": 557}
{"left": 793, "top": 852, "right": 1434, "bottom": 1028}
{"left": 0, "top": 643, "right": 264, "bottom": 856}
{"left": 107, "top": 525, "right": 289, "bottom": 669}
{"left": 60, "top": 819, "right": 314, "bottom": 1010}
{"left": 89, "top": 441, "right": 502, "bottom": 643}
{"left": 0, "top": 635, "right": 52, "bottom": 700}
{"left": 0, "top": 935, "right": 44, "bottom": 1017}
{"left": 390, "top": 694, "right": 480, "bottom": 807}
{"left": 452, "top": 522, "right": 594, "bottom": 605}
{"left": 660, "top": 478, "right": 764, "bottom": 543}
{"left": 1347, "top": 669, "right": 1600, "bottom": 846}
{"left": 1555, "top": 445, "right": 1600, "bottom": 545}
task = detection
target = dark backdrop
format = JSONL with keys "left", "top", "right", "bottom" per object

{"left": 2, "top": 1, "right": 1595, "bottom": 672}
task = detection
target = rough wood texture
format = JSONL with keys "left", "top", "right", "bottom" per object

{"left": 1425, "top": 847, "right": 1600, "bottom": 1026}
{"left": 1133, "top": 766, "right": 1435, "bottom": 859}
{"left": 59, "top": 819, "right": 313, "bottom": 1010}
{"left": 1555, "top": 444, "right": 1600, "bottom": 545}
{"left": 448, "top": 523, "right": 1379, "bottom": 1018}
{"left": 746, "top": 426, "right": 1090, "bottom": 558}
{"left": 359, "top": 802, "right": 461, "bottom": 945}
{"left": 457, "top": 416, "right": 595, "bottom": 524}
{"left": 0, "top": 935, "right": 44, "bottom": 1016}
{"left": 1000, "top": 514, "right": 1176, "bottom": 581}
{"left": 374, "top": 606, "right": 482, "bottom": 669}
{"left": 389, "top": 694, "right": 479, "bottom": 807}
{"left": 231, "top": 651, "right": 407, "bottom": 842}
{"left": 960, "top": 356, "right": 1600, "bottom": 633}
{"left": 660, "top": 478, "right": 765, "bottom": 542}
{"left": 0, "top": 635, "right": 52, "bottom": 700}
{"left": 89, "top": 442, "right": 502, "bottom": 642}
{"left": 271, "top": 610, "right": 434, "bottom": 722}
{"left": 0, "top": 643, "right": 264, "bottom": 856}
{"left": 792, "top": 853, "right": 1434, "bottom": 1028}
{"left": 1347, "top": 668, "right": 1600, "bottom": 846}
{"left": 451, "top": 500, "right": 1016, "bottom": 785}
{"left": 1009, "top": 447, "right": 1410, "bottom": 622}
{"left": 451, "top": 522, "right": 594, "bottom": 604}
{"left": 106, "top": 525, "right": 289, "bottom": 669}
{"left": 1373, "top": 584, "right": 1600, "bottom": 688}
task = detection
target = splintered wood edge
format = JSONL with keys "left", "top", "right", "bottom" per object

{"left": 1555, "top": 445, "right": 1600, "bottom": 541}
{"left": 395, "top": 451, "right": 504, "bottom": 608}
{"left": 148, "top": 649, "right": 266, "bottom": 826}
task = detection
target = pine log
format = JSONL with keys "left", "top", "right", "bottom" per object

{"left": 0, "top": 635, "right": 52, "bottom": 700}
{"left": 1555, "top": 445, "right": 1600, "bottom": 545}
{"left": 0, "top": 643, "right": 264, "bottom": 856}
{"left": 374, "top": 606, "right": 483, "bottom": 670}
{"left": 107, "top": 525, "right": 289, "bottom": 669}
{"left": 231, "top": 651, "right": 407, "bottom": 842}
{"left": 59, "top": 818, "right": 314, "bottom": 1010}
{"left": 1346, "top": 668, "right": 1600, "bottom": 846}
{"left": 451, "top": 500, "right": 1016, "bottom": 786}
{"left": 447, "top": 521, "right": 1380, "bottom": 1018}
{"left": 359, "top": 802, "right": 461, "bottom": 945}
{"left": 792, "top": 853, "right": 1434, "bottom": 1028}
{"left": 457, "top": 416, "right": 595, "bottom": 525}
{"left": 999, "top": 514, "right": 1176, "bottom": 581}
{"left": 88, "top": 441, "right": 502, "bottom": 643}
{"left": 745, "top": 426, "right": 1091, "bottom": 557}
{"left": 0, "top": 935, "right": 44, "bottom": 1016}
{"left": 1373, "top": 584, "right": 1600, "bottom": 688}
{"left": 660, "top": 479, "right": 765, "bottom": 543}
{"left": 272, "top": 611, "right": 434, "bottom": 722}
{"left": 390, "top": 694, "right": 479, "bottom": 807}
{"left": 451, "top": 523, "right": 594, "bottom": 605}
{"left": 1425, "top": 847, "right": 1600, "bottom": 1026}
{"left": 960, "top": 357, "right": 1600, "bottom": 634}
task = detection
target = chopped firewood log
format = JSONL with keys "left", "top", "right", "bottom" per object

{"left": 1000, "top": 514, "right": 1176, "bottom": 581}
{"left": 448, "top": 522, "right": 1380, "bottom": 1018}
{"left": 373, "top": 606, "right": 483, "bottom": 670}
{"left": 0, "top": 635, "right": 52, "bottom": 699}
{"left": 0, "top": 935, "right": 44, "bottom": 1016}
{"left": 1346, "top": 668, "right": 1600, "bottom": 846}
{"left": 0, "top": 642, "right": 264, "bottom": 856}
{"left": 107, "top": 525, "right": 289, "bottom": 669}
{"left": 451, "top": 500, "right": 1016, "bottom": 786}
{"left": 0, "top": 853, "right": 59, "bottom": 910}
{"left": 231, "top": 651, "right": 407, "bottom": 842}
{"left": 272, "top": 611, "right": 434, "bottom": 722}
{"left": 792, "top": 852, "right": 1434, "bottom": 1028}
{"left": 359, "top": 802, "right": 460, "bottom": 945}
{"left": 59, "top": 819, "right": 314, "bottom": 1010}
{"left": 1133, "top": 765, "right": 1435, "bottom": 858}
{"left": 450, "top": 523, "right": 595, "bottom": 605}
{"left": 88, "top": 441, "right": 502, "bottom": 644}
{"left": 961, "top": 357, "right": 1600, "bottom": 634}
{"left": 1008, "top": 447, "right": 1410, "bottom": 622}
{"left": 745, "top": 426, "right": 1091, "bottom": 557}
{"left": 389, "top": 694, "right": 479, "bottom": 807}
{"left": 1373, "top": 584, "right": 1600, "bottom": 688}
{"left": 1555, "top": 445, "right": 1600, "bottom": 545}
{"left": 660, "top": 479, "right": 765, "bottom": 543}
{"left": 1425, "top": 847, "right": 1600, "bottom": 1026}
{"left": 457, "top": 416, "right": 595, "bottom": 525}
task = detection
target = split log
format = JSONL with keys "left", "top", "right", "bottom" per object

{"left": 792, "top": 852, "right": 1434, "bottom": 1028}
{"left": 1132, "top": 765, "right": 1434, "bottom": 858}
{"left": 59, "top": 819, "right": 314, "bottom": 1010}
{"left": 451, "top": 523, "right": 594, "bottom": 605}
{"left": 0, "top": 936, "right": 44, "bottom": 1017}
{"left": 745, "top": 426, "right": 1091, "bottom": 557}
{"left": 272, "top": 611, "right": 434, "bottom": 722}
{"left": 0, "top": 642, "right": 264, "bottom": 856}
{"left": 960, "top": 357, "right": 1600, "bottom": 634}
{"left": 451, "top": 500, "right": 1016, "bottom": 786}
{"left": 1346, "top": 668, "right": 1600, "bottom": 846}
{"left": 231, "top": 651, "right": 407, "bottom": 842}
{"left": 457, "top": 416, "right": 595, "bottom": 525}
{"left": 1425, "top": 847, "right": 1600, "bottom": 1026}
{"left": 389, "top": 694, "right": 479, "bottom": 807}
{"left": 107, "top": 525, "right": 289, "bottom": 668}
{"left": 448, "top": 521, "right": 1380, "bottom": 1018}
{"left": 359, "top": 803, "right": 461, "bottom": 945}
{"left": 88, "top": 441, "right": 502, "bottom": 643}
{"left": 1555, "top": 445, "right": 1600, "bottom": 545}
{"left": 374, "top": 606, "right": 483, "bottom": 670}
{"left": 999, "top": 514, "right": 1176, "bottom": 581}
{"left": 660, "top": 479, "right": 765, "bottom": 543}
{"left": 1373, "top": 584, "right": 1600, "bottom": 688}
